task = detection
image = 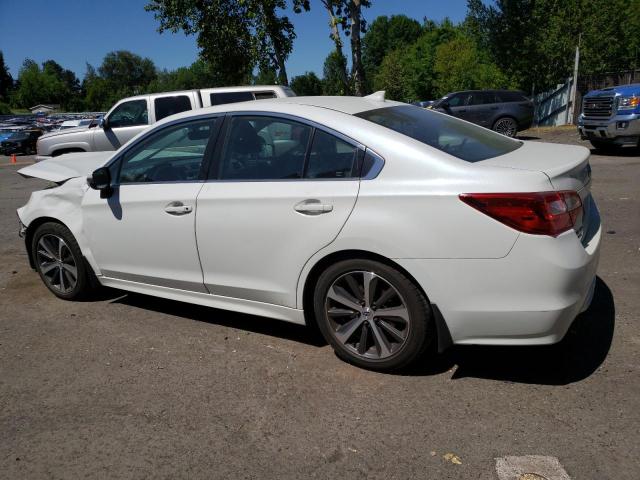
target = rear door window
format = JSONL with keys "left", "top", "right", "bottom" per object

{"left": 211, "top": 91, "right": 255, "bottom": 105}
{"left": 217, "top": 116, "right": 312, "bottom": 180}
{"left": 305, "top": 130, "right": 358, "bottom": 179}
{"left": 154, "top": 95, "right": 193, "bottom": 121}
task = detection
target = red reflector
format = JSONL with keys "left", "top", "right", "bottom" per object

{"left": 459, "top": 191, "right": 583, "bottom": 237}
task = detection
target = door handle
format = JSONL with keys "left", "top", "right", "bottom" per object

{"left": 294, "top": 199, "right": 333, "bottom": 215}
{"left": 164, "top": 201, "right": 193, "bottom": 216}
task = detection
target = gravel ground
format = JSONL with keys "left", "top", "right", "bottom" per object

{"left": 0, "top": 128, "right": 638, "bottom": 479}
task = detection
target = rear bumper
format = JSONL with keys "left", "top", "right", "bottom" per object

{"left": 397, "top": 203, "right": 602, "bottom": 346}
{"left": 578, "top": 113, "right": 640, "bottom": 144}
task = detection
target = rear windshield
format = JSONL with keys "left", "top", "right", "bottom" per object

{"left": 355, "top": 105, "right": 522, "bottom": 162}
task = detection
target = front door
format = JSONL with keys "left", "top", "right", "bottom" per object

{"left": 93, "top": 98, "right": 151, "bottom": 151}
{"left": 196, "top": 114, "right": 361, "bottom": 307}
{"left": 82, "top": 116, "right": 221, "bottom": 292}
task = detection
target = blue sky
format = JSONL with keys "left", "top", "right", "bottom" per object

{"left": 0, "top": 0, "right": 471, "bottom": 81}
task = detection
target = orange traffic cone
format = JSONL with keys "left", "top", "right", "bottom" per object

{"left": 10, "top": 154, "right": 17, "bottom": 164}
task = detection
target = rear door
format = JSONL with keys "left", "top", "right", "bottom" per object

{"left": 466, "top": 92, "right": 499, "bottom": 128}
{"left": 195, "top": 114, "right": 361, "bottom": 308}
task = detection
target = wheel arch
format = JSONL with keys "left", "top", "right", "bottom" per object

{"left": 24, "top": 217, "right": 72, "bottom": 269}
{"left": 300, "top": 249, "right": 453, "bottom": 352}
{"left": 51, "top": 147, "right": 86, "bottom": 157}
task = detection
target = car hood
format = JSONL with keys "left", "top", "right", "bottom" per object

{"left": 41, "top": 126, "right": 91, "bottom": 138}
{"left": 18, "top": 151, "right": 113, "bottom": 183}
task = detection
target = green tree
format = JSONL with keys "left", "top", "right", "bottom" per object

{"left": 433, "top": 35, "right": 510, "bottom": 96}
{"left": 290, "top": 72, "right": 324, "bottom": 95}
{"left": 13, "top": 59, "right": 70, "bottom": 109}
{"left": 373, "top": 48, "right": 412, "bottom": 101}
{"left": 323, "top": 50, "right": 350, "bottom": 95}
{"left": 148, "top": 60, "right": 217, "bottom": 92}
{"left": 146, "top": 0, "right": 297, "bottom": 85}
{"left": 0, "top": 51, "right": 13, "bottom": 103}
{"left": 362, "top": 15, "right": 422, "bottom": 90}
{"left": 98, "top": 51, "right": 156, "bottom": 93}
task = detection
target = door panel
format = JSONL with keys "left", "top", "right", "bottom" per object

{"left": 82, "top": 183, "right": 207, "bottom": 291}
{"left": 195, "top": 180, "right": 359, "bottom": 307}
{"left": 82, "top": 117, "right": 220, "bottom": 291}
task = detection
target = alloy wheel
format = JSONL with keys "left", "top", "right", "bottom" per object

{"left": 324, "top": 271, "right": 411, "bottom": 360}
{"left": 36, "top": 234, "right": 78, "bottom": 294}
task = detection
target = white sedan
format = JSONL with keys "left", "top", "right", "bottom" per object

{"left": 17, "top": 93, "right": 601, "bottom": 371}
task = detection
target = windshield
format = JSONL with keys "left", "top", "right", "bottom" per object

{"left": 355, "top": 105, "right": 522, "bottom": 162}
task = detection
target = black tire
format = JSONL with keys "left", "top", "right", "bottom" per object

{"left": 31, "top": 222, "right": 98, "bottom": 300}
{"left": 492, "top": 117, "right": 518, "bottom": 137}
{"left": 313, "top": 259, "right": 433, "bottom": 371}
{"left": 589, "top": 139, "right": 620, "bottom": 153}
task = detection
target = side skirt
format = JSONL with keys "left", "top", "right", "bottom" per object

{"left": 98, "top": 276, "right": 307, "bottom": 325}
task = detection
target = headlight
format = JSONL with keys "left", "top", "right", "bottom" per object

{"left": 618, "top": 95, "right": 640, "bottom": 110}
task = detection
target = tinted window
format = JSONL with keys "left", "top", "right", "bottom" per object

{"left": 154, "top": 95, "right": 193, "bottom": 121}
{"left": 468, "top": 92, "right": 498, "bottom": 105}
{"left": 496, "top": 91, "right": 528, "bottom": 102}
{"left": 218, "top": 116, "right": 311, "bottom": 180}
{"left": 108, "top": 99, "right": 148, "bottom": 128}
{"left": 119, "top": 119, "right": 216, "bottom": 183}
{"left": 305, "top": 130, "right": 358, "bottom": 179}
{"left": 355, "top": 105, "right": 521, "bottom": 162}
{"left": 253, "top": 91, "right": 277, "bottom": 100}
{"left": 445, "top": 94, "right": 468, "bottom": 107}
{"left": 211, "top": 91, "right": 254, "bottom": 105}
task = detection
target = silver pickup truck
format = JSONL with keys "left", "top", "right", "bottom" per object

{"left": 36, "top": 85, "right": 295, "bottom": 161}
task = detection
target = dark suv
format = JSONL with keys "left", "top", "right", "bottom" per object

{"left": 431, "top": 90, "right": 534, "bottom": 137}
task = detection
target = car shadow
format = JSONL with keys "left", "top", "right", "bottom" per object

{"left": 104, "top": 277, "right": 614, "bottom": 384}
{"left": 590, "top": 146, "right": 640, "bottom": 157}
{"left": 111, "top": 292, "right": 327, "bottom": 347}
{"left": 425, "top": 276, "right": 615, "bottom": 385}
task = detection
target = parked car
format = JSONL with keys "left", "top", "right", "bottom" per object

{"left": 17, "top": 93, "right": 600, "bottom": 371}
{"left": 577, "top": 83, "right": 640, "bottom": 152}
{"left": 431, "top": 90, "right": 534, "bottom": 137}
{"left": 1, "top": 129, "right": 43, "bottom": 155}
{"left": 57, "top": 119, "right": 93, "bottom": 130}
{"left": 35, "top": 85, "right": 296, "bottom": 161}
{"left": 411, "top": 100, "right": 435, "bottom": 108}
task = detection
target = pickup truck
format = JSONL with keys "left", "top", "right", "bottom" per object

{"left": 36, "top": 85, "right": 295, "bottom": 161}
{"left": 577, "top": 83, "right": 640, "bottom": 152}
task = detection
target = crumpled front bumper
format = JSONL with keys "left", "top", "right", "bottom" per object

{"left": 578, "top": 113, "right": 640, "bottom": 145}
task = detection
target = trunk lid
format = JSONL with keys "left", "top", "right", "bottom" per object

{"left": 481, "top": 141, "right": 593, "bottom": 240}
{"left": 17, "top": 151, "right": 113, "bottom": 183}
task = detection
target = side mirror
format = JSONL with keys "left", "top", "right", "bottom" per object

{"left": 100, "top": 117, "right": 109, "bottom": 130}
{"left": 439, "top": 101, "right": 450, "bottom": 109}
{"left": 88, "top": 167, "right": 113, "bottom": 198}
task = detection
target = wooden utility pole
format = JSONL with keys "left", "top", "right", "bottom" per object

{"left": 567, "top": 33, "right": 581, "bottom": 124}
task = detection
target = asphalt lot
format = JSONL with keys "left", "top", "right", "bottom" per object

{"left": 1, "top": 127, "right": 638, "bottom": 479}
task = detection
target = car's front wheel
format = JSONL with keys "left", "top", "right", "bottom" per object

{"left": 31, "top": 222, "right": 97, "bottom": 300}
{"left": 493, "top": 117, "right": 518, "bottom": 137}
{"left": 313, "top": 259, "right": 433, "bottom": 371}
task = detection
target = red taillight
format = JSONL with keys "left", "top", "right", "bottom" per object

{"left": 459, "top": 191, "right": 583, "bottom": 237}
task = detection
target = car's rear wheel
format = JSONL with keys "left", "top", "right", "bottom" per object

{"left": 31, "top": 222, "right": 97, "bottom": 300}
{"left": 493, "top": 117, "right": 518, "bottom": 137}
{"left": 313, "top": 259, "right": 433, "bottom": 371}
